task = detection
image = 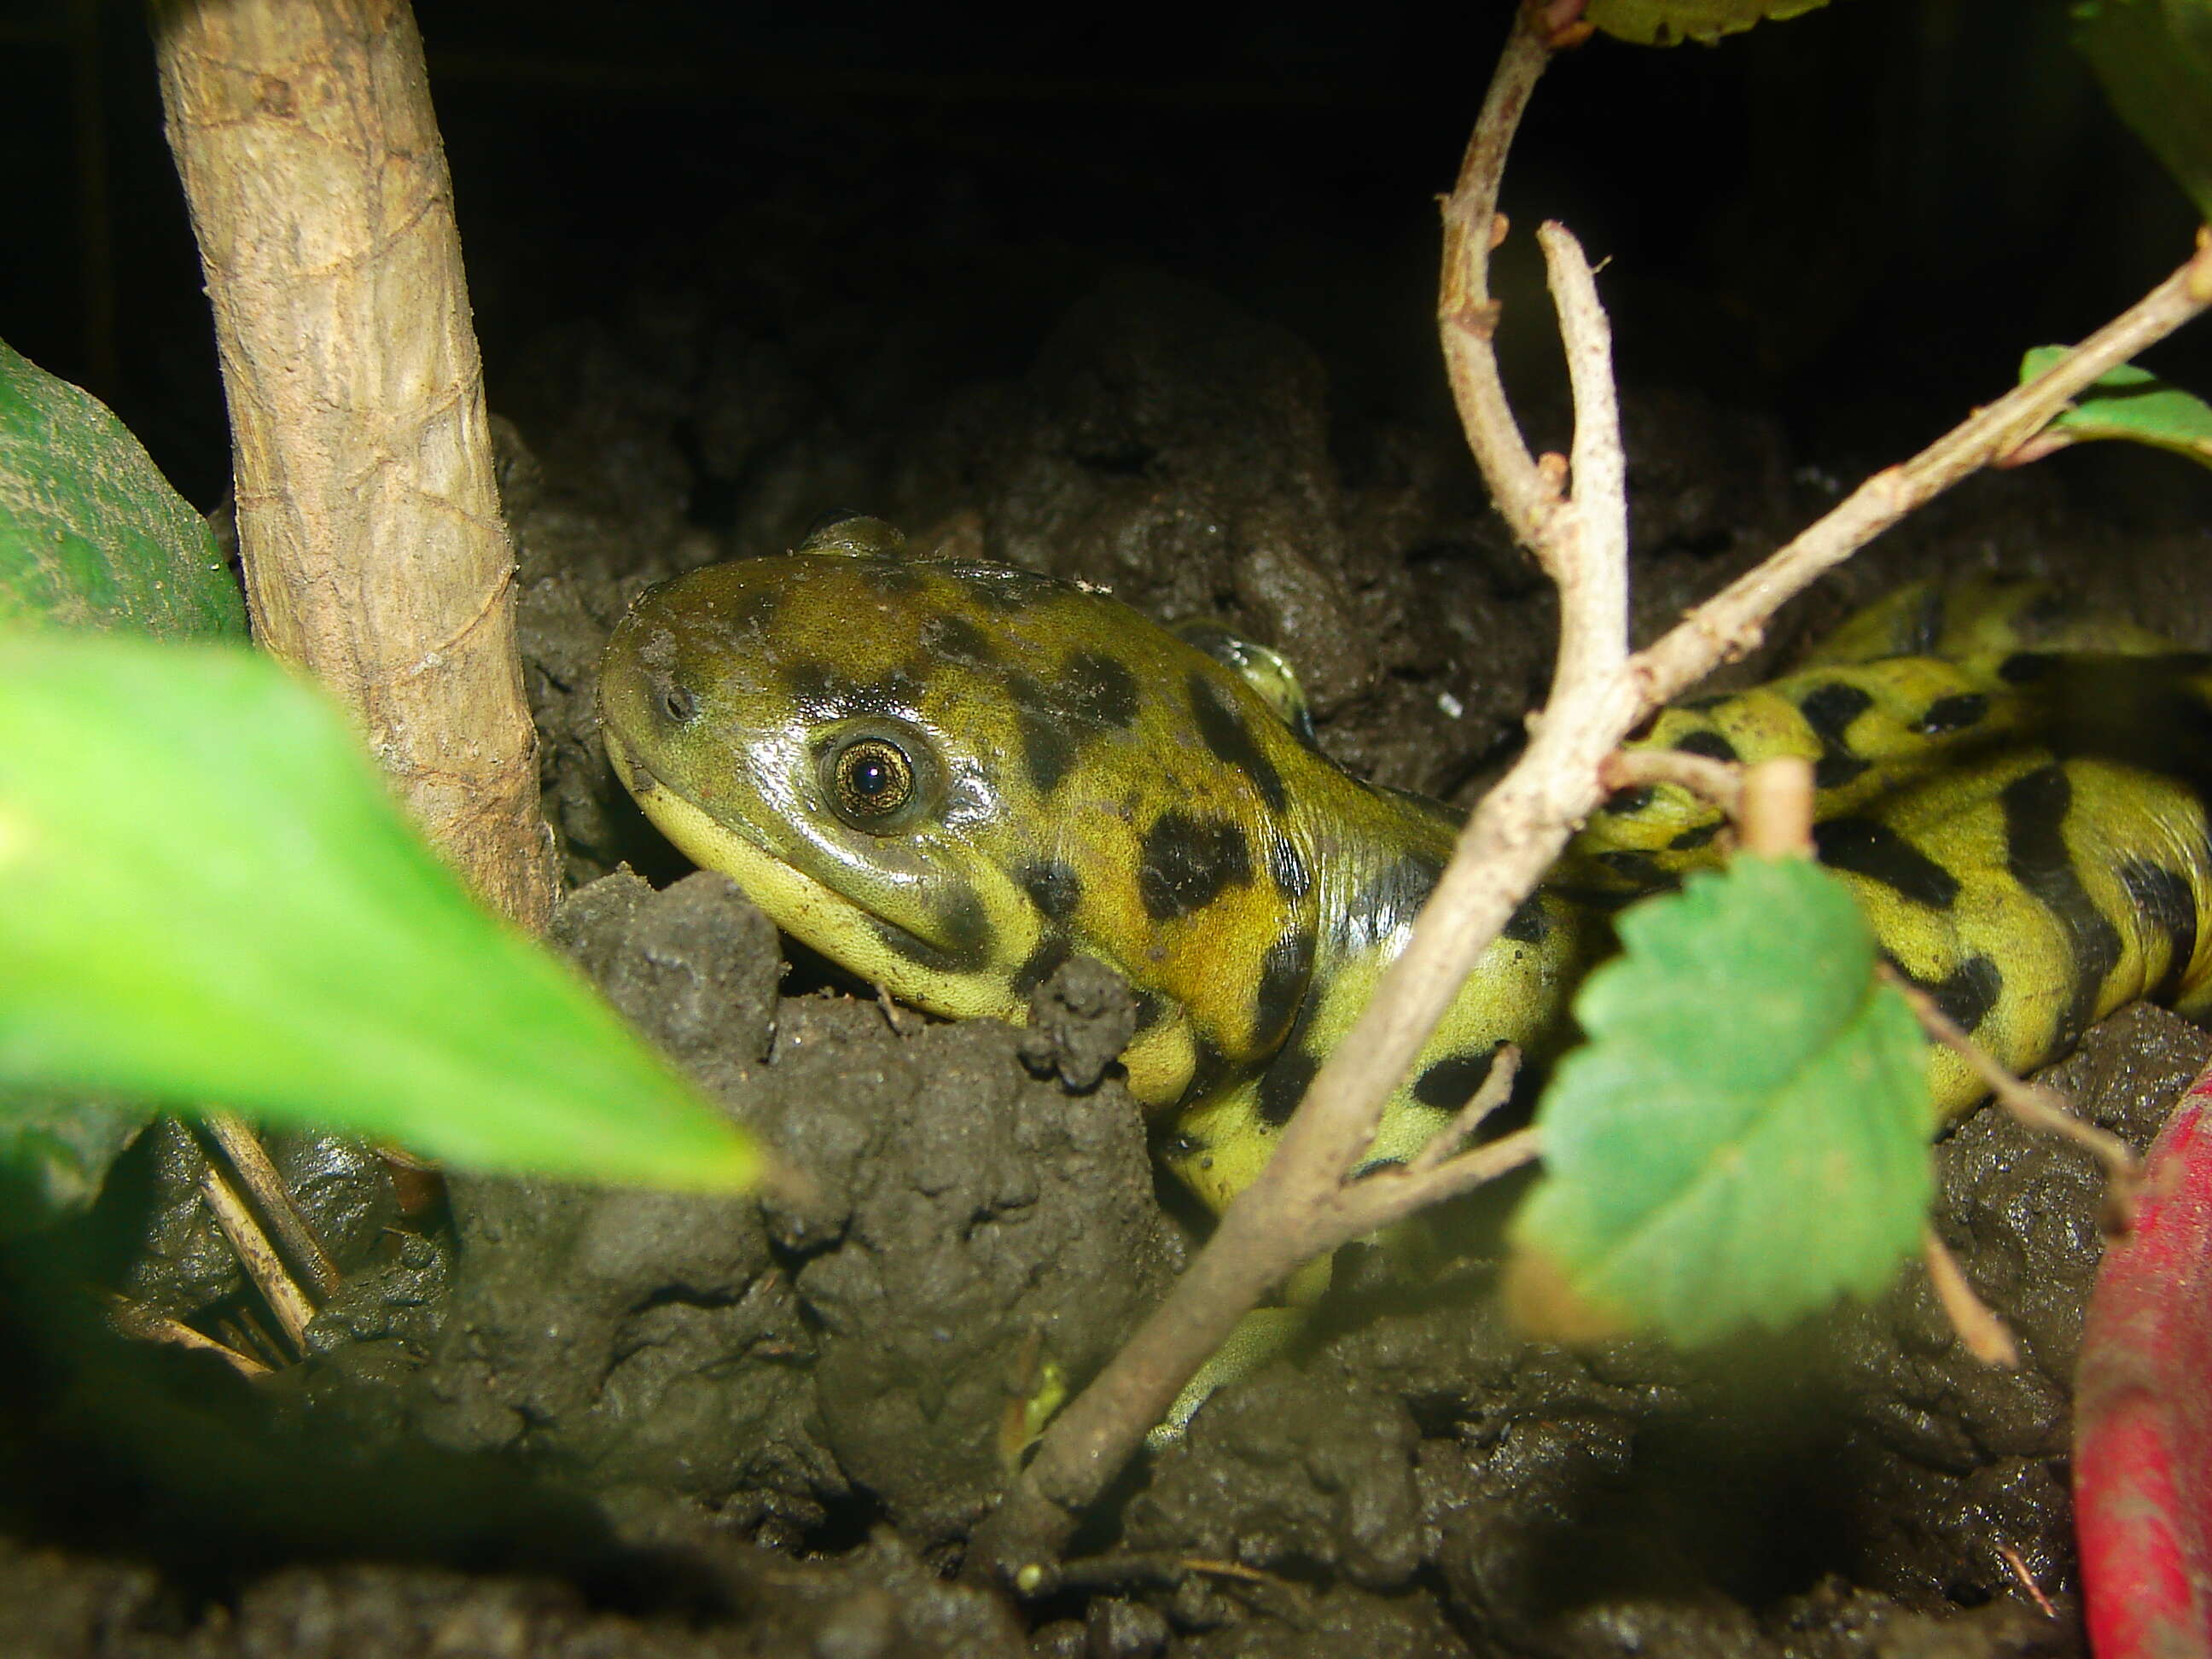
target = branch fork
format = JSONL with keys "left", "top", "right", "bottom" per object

{"left": 966, "top": 0, "right": 2212, "bottom": 1585}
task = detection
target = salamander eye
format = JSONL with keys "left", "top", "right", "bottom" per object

{"left": 830, "top": 736, "right": 917, "bottom": 827}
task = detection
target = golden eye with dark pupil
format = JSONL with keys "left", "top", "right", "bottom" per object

{"left": 832, "top": 737, "right": 914, "bottom": 822}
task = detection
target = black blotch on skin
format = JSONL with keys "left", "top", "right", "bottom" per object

{"left": 1269, "top": 834, "right": 1312, "bottom": 901}
{"left": 1138, "top": 810, "right": 1254, "bottom": 921}
{"left": 1250, "top": 928, "right": 1314, "bottom": 1053}
{"left": 1017, "top": 709, "right": 1078, "bottom": 795}
{"left": 1020, "top": 859, "right": 1083, "bottom": 922}
{"left": 783, "top": 660, "right": 844, "bottom": 713}
{"left": 1503, "top": 894, "right": 1548, "bottom": 944}
{"left": 2000, "top": 652, "right": 2058, "bottom": 684}
{"left": 1602, "top": 785, "right": 1657, "bottom": 815}
{"left": 784, "top": 661, "right": 918, "bottom": 719}
{"left": 2121, "top": 859, "right": 2200, "bottom": 1004}
{"left": 2003, "top": 765, "right": 2122, "bottom": 1045}
{"left": 1011, "top": 934, "right": 1073, "bottom": 1001}
{"left": 1064, "top": 651, "right": 1141, "bottom": 729}
{"left": 1255, "top": 1047, "right": 1321, "bottom": 1128}
{"left": 1131, "top": 991, "right": 1164, "bottom": 1033}
{"left": 1912, "top": 692, "right": 1989, "bottom": 737}
{"left": 1673, "top": 729, "right": 1739, "bottom": 764}
{"left": 1594, "top": 849, "right": 1670, "bottom": 885}
{"left": 1354, "top": 850, "right": 1445, "bottom": 931}
{"left": 1813, "top": 817, "right": 1960, "bottom": 910}
{"left": 1892, "top": 953, "right": 2003, "bottom": 1033}
{"left": 1413, "top": 1045, "right": 1503, "bottom": 1111}
{"left": 1189, "top": 671, "right": 1289, "bottom": 814}
{"left": 1797, "top": 680, "right": 1875, "bottom": 790}
{"left": 1669, "top": 821, "right": 1723, "bottom": 851}
{"left": 919, "top": 612, "right": 998, "bottom": 666}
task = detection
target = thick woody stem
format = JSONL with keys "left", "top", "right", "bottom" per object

{"left": 150, "top": 0, "right": 555, "bottom": 927}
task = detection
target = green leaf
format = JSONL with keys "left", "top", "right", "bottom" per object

{"left": 0, "top": 340, "right": 246, "bottom": 637}
{"left": 2020, "top": 346, "right": 2212, "bottom": 467}
{"left": 2073, "top": 0, "right": 2212, "bottom": 223}
{"left": 1586, "top": 0, "right": 1833, "bottom": 46}
{"left": 1508, "top": 857, "right": 1930, "bottom": 1347}
{"left": 0, "top": 628, "right": 756, "bottom": 1192}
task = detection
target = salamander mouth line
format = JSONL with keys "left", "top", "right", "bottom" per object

{"left": 610, "top": 737, "right": 957, "bottom": 965}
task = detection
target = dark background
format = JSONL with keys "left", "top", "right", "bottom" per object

{"left": 0, "top": 0, "right": 2201, "bottom": 516}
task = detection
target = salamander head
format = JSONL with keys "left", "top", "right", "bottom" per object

{"left": 598, "top": 529, "right": 1324, "bottom": 1103}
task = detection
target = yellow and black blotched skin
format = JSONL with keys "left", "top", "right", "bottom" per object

{"left": 599, "top": 520, "right": 2212, "bottom": 1225}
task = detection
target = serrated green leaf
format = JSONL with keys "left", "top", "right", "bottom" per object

{"left": 1586, "top": 0, "right": 1833, "bottom": 46}
{"left": 0, "top": 340, "right": 245, "bottom": 637}
{"left": 2074, "top": 0, "right": 2212, "bottom": 222}
{"left": 1510, "top": 857, "right": 1930, "bottom": 1347}
{"left": 0, "top": 628, "right": 756, "bottom": 1192}
{"left": 2020, "top": 345, "right": 2212, "bottom": 467}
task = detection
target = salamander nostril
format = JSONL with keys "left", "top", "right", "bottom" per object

{"left": 661, "top": 684, "right": 698, "bottom": 724}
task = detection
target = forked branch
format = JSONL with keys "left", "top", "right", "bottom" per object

{"left": 965, "top": 0, "right": 2212, "bottom": 1586}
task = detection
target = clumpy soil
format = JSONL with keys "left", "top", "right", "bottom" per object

{"left": 16, "top": 261, "right": 2212, "bottom": 1659}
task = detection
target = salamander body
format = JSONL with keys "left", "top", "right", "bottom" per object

{"left": 598, "top": 520, "right": 2212, "bottom": 1218}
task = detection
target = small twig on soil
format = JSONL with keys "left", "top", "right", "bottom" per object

{"left": 876, "top": 981, "right": 917, "bottom": 1036}
{"left": 1996, "top": 1542, "right": 2059, "bottom": 1619}
{"left": 1878, "top": 964, "right": 2141, "bottom": 1215}
{"left": 1600, "top": 748, "right": 1743, "bottom": 818}
{"left": 1922, "top": 1226, "right": 2020, "bottom": 1370}
{"left": 196, "top": 1156, "right": 315, "bottom": 1353}
{"left": 103, "top": 1293, "right": 272, "bottom": 1379}
{"left": 963, "top": 3, "right": 2212, "bottom": 1585}
{"left": 202, "top": 1113, "right": 341, "bottom": 1301}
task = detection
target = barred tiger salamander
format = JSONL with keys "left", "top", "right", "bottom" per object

{"left": 599, "top": 517, "right": 2212, "bottom": 1223}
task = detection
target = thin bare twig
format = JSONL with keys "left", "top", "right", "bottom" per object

{"left": 1878, "top": 963, "right": 2141, "bottom": 1202}
{"left": 1408, "top": 1045, "right": 1522, "bottom": 1175}
{"left": 1922, "top": 1226, "right": 2020, "bottom": 1369}
{"left": 1632, "top": 242, "right": 2212, "bottom": 713}
{"left": 202, "top": 1113, "right": 341, "bottom": 1301}
{"left": 1997, "top": 1543, "right": 2058, "bottom": 1619}
{"left": 196, "top": 1157, "right": 314, "bottom": 1353}
{"left": 103, "top": 1293, "right": 272, "bottom": 1378}
{"left": 1438, "top": 5, "right": 1557, "bottom": 547}
{"left": 1600, "top": 748, "right": 1743, "bottom": 818}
